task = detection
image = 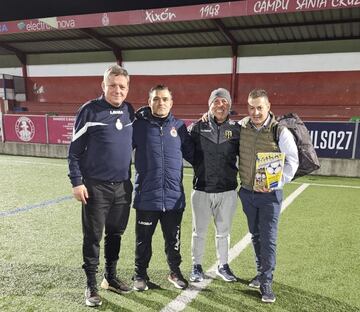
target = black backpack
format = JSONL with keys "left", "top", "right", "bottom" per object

{"left": 273, "top": 113, "right": 320, "bottom": 179}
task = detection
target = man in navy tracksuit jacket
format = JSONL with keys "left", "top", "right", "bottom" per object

{"left": 68, "top": 65, "right": 133, "bottom": 307}
{"left": 132, "top": 85, "right": 194, "bottom": 291}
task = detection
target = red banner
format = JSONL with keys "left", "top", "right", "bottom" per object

{"left": 0, "top": 113, "right": 3, "bottom": 142}
{"left": 246, "top": 0, "right": 360, "bottom": 15}
{"left": 3, "top": 115, "right": 47, "bottom": 143}
{"left": 1, "top": 0, "right": 359, "bottom": 35}
{"left": 47, "top": 116, "right": 75, "bottom": 144}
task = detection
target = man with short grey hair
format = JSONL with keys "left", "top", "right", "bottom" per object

{"left": 188, "top": 88, "right": 240, "bottom": 283}
{"left": 68, "top": 64, "right": 134, "bottom": 307}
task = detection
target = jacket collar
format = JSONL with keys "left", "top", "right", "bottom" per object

{"left": 240, "top": 111, "right": 276, "bottom": 131}
{"left": 135, "top": 106, "right": 173, "bottom": 124}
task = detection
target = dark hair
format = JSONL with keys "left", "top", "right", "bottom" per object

{"left": 248, "top": 88, "right": 268, "bottom": 100}
{"left": 149, "top": 84, "right": 172, "bottom": 98}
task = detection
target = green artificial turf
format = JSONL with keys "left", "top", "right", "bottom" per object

{"left": 0, "top": 155, "right": 359, "bottom": 311}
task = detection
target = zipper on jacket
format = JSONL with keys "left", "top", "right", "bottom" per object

{"left": 160, "top": 125, "right": 165, "bottom": 212}
{"left": 251, "top": 130, "right": 260, "bottom": 188}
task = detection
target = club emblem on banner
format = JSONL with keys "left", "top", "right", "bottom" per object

{"left": 102, "top": 13, "right": 110, "bottom": 26}
{"left": 15, "top": 116, "right": 35, "bottom": 142}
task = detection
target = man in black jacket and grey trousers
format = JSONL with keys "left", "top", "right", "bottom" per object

{"left": 188, "top": 88, "right": 240, "bottom": 283}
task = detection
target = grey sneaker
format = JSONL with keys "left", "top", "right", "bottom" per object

{"left": 84, "top": 286, "right": 102, "bottom": 307}
{"left": 133, "top": 277, "right": 149, "bottom": 291}
{"left": 100, "top": 276, "right": 132, "bottom": 294}
{"left": 249, "top": 275, "right": 261, "bottom": 289}
{"left": 168, "top": 271, "right": 188, "bottom": 289}
{"left": 260, "top": 283, "right": 276, "bottom": 303}
{"left": 216, "top": 264, "right": 237, "bottom": 282}
{"left": 190, "top": 264, "right": 204, "bottom": 282}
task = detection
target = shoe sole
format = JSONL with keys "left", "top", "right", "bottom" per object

{"left": 85, "top": 299, "right": 102, "bottom": 307}
{"left": 167, "top": 276, "right": 187, "bottom": 289}
{"left": 261, "top": 297, "right": 276, "bottom": 303}
{"left": 248, "top": 283, "right": 260, "bottom": 289}
{"left": 133, "top": 284, "right": 149, "bottom": 291}
{"left": 100, "top": 279, "right": 132, "bottom": 294}
{"left": 189, "top": 277, "right": 204, "bottom": 282}
{"left": 215, "top": 270, "right": 237, "bottom": 282}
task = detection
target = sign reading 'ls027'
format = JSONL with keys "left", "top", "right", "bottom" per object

{"left": 305, "top": 122, "right": 356, "bottom": 159}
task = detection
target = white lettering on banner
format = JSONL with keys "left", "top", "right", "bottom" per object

{"left": 26, "top": 19, "right": 76, "bottom": 31}
{"left": 332, "top": 0, "right": 360, "bottom": 7}
{"left": 255, "top": 0, "right": 359, "bottom": 13}
{"left": 200, "top": 4, "right": 220, "bottom": 17}
{"left": 0, "top": 24, "right": 8, "bottom": 33}
{"left": 145, "top": 8, "right": 176, "bottom": 23}
{"left": 296, "top": 0, "right": 328, "bottom": 10}
{"left": 310, "top": 130, "right": 353, "bottom": 150}
{"left": 253, "top": 0, "right": 290, "bottom": 13}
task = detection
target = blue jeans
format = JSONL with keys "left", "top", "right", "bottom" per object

{"left": 239, "top": 187, "right": 282, "bottom": 284}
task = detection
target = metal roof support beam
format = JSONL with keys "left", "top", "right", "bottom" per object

{"left": 113, "top": 48, "right": 123, "bottom": 66}
{"left": 17, "top": 53, "right": 28, "bottom": 78}
{"left": 80, "top": 28, "right": 123, "bottom": 65}
{"left": 213, "top": 19, "right": 238, "bottom": 105}
{"left": 231, "top": 47, "right": 238, "bottom": 107}
{"left": 0, "top": 42, "right": 27, "bottom": 75}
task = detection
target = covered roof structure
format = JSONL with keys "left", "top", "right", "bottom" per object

{"left": 0, "top": 1, "right": 359, "bottom": 61}
{"left": 0, "top": 0, "right": 359, "bottom": 120}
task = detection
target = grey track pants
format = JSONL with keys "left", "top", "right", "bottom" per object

{"left": 191, "top": 189, "right": 237, "bottom": 266}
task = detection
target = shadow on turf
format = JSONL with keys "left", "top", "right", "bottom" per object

{"left": 2, "top": 263, "right": 358, "bottom": 311}
{"left": 189, "top": 278, "right": 359, "bottom": 312}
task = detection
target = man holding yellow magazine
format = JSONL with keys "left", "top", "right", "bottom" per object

{"left": 238, "top": 88, "right": 299, "bottom": 303}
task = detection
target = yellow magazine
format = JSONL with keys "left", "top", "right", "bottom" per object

{"left": 254, "top": 152, "right": 285, "bottom": 190}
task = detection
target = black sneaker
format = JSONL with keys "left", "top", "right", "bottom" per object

{"left": 84, "top": 286, "right": 102, "bottom": 307}
{"left": 168, "top": 271, "right": 188, "bottom": 289}
{"left": 100, "top": 276, "right": 132, "bottom": 294}
{"left": 216, "top": 264, "right": 237, "bottom": 282}
{"left": 189, "top": 264, "right": 204, "bottom": 282}
{"left": 133, "top": 276, "right": 149, "bottom": 291}
{"left": 248, "top": 275, "right": 261, "bottom": 289}
{"left": 260, "top": 283, "right": 276, "bottom": 303}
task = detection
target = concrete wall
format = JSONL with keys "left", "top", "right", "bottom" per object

{"left": 0, "top": 142, "right": 68, "bottom": 159}
{"left": 1, "top": 142, "right": 359, "bottom": 178}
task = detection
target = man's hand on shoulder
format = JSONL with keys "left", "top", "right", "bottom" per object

{"left": 72, "top": 184, "right": 89, "bottom": 204}
{"left": 201, "top": 112, "right": 209, "bottom": 122}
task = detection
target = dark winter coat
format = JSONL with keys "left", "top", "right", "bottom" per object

{"left": 132, "top": 107, "right": 194, "bottom": 211}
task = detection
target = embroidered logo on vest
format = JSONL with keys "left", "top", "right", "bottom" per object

{"left": 170, "top": 127, "right": 178, "bottom": 137}
{"left": 224, "top": 130, "right": 232, "bottom": 139}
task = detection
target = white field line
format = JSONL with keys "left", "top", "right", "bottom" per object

{"left": 161, "top": 183, "right": 310, "bottom": 312}
{"left": 183, "top": 173, "right": 360, "bottom": 189}
{"left": 291, "top": 181, "right": 360, "bottom": 189}
{"left": 0, "top": 158, "right": 358, "bottom": 189}
{"left": 0, "top": 159, "right": 66, "bottom": 167}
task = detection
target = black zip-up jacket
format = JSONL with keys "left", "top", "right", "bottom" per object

{"left": 189, "top": 114, "right": 240, "bottom": 193}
